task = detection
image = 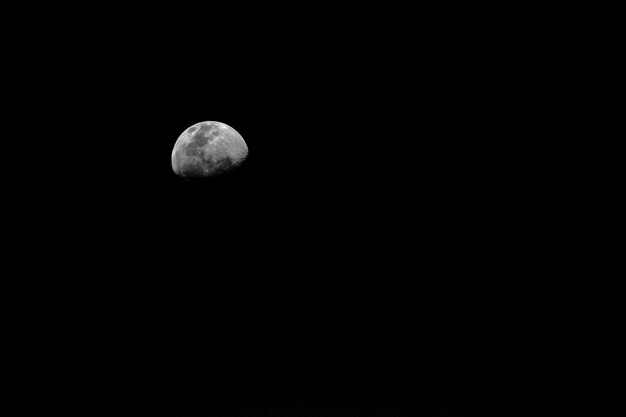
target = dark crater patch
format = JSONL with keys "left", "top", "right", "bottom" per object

{"left": 199, "top": 123, "right": 213, "bottom": 133}
{"left": 185, "top": 124, "right": 221, "bottom": 157}
{"left": 215, "top": 156, "right": 234, "bottom": 171}
{"left": 182, "top": 161, "right": 205, "bottom": 178}
{"left": 180, "top": 155, "right": 237, "bottom": 180}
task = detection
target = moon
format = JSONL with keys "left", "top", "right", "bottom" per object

{"left": 171, "top": 121, "right": 248, "bottom": 179}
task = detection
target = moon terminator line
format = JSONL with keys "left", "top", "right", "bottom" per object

{"left": 171, "top": 121, "right": 248, "bottom": 179}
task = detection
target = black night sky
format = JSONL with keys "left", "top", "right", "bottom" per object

{"left": 5, "top": 3, "right": 557, "bottom": 417}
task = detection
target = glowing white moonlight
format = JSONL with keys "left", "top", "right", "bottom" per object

{"left": 171, "top": 121, "right": 248, "bottom": 178}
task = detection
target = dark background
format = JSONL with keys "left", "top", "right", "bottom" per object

{"left": 5, "top": 3, "right": 564, "bottom": 416}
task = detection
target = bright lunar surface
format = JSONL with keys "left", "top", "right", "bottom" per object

{"left": 171, "top": 121, "right": 248, "bottom": 179}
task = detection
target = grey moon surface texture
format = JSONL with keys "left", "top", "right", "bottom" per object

{"left": 171, "top": 121, "right": 248, "bottom": 178}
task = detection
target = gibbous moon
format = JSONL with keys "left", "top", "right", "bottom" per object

{"left": 171, "top": 121, "right": 248, "bottom": 179}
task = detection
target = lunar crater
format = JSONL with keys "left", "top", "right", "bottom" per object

{"left": 172, "top": 121, "right": 248, "bottom": 179}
